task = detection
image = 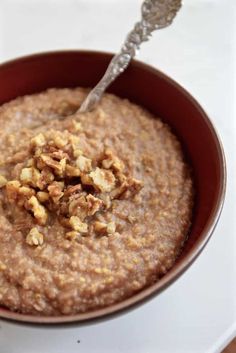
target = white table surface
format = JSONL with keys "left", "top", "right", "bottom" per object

{"left": 0, "top": 0, "right": 235, "bottom": 352}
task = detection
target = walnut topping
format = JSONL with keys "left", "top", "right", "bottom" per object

{"left": 110, "top": 177, "right": 143, "bottom": 200}
{"left": 2, "top": 128, "right": 143, "bottom": 242}
{"left": 53, "top": 134, "right": 68, "bottom": 149}
{"left": 40, "top": 155, "right": 66, "bottom": 176}
{"left": 86, "top": 194, "right": 103, "bottom": 216}
{"left": 5, "top": 180, "right": 21, "bottom": 202}
{"left": 48, "top": 181, "right": 64, "bottom": 203}
{"left": 30, "top": 133, "right": 46, "bottom": 148}
{"left": 69, "top": 216, "right": 88, "bottom": 233}
{"left": 93, "top": 221, "right": 107, "bottom": 233}
{"left": 65, "top": 165, "right": 81, "bottom": 177}
{"left": 40, "top": 168, "right": 54, "bottom": 187}
{"left": 37, "top": 191, "right": 49, "bottom": 203}
{"left": 19, "top": 186, "right": 35, "bottom": 197}
{"left": 89, "top": 168, "right": 116, "bottom": 192}
{"left": 26, "top": 227, "right": 44, "bottom": 246}
{"left": 102, "top": 149, "right": 125, "bottom": 172}
{"left": 76, "top": 155, "right": 92, "bottom": 172}
{"left": 94, "top": 221, "right": 116, "bottom": 235}
{"left": 27, "top": 196, "right": 48, "bottom": 225}
{"left": 20, "top": 167, "right": 41, "bottom": 188}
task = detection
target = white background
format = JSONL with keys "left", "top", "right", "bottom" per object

{"left": 0, "top": 0, "right": 235, "bottom": 352}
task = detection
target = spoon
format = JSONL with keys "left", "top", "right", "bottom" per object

{"left": 79, "top": 0, "right": 182, "bottom": 113}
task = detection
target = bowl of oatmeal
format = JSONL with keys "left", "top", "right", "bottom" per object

{"left": 0, "top": 51, "right": 226, "bottom": 323}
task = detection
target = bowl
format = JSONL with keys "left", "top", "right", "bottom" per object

{"left": 0, "top": 51, "right": 226, "bottom": 324}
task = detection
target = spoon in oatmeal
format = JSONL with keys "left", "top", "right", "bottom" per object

{"left": 79, "top": 0, "right": 182, "bottom": 113}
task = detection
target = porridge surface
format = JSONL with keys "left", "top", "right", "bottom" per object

{"left": 0, "top": 88, "right": 193, "bottom": 315}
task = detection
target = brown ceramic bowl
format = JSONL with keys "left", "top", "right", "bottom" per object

{"left": 0, "top": 51, "right": 226, "bottom": 324}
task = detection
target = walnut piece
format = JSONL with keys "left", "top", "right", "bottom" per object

{"left": 27, "top": 196, "right": 48, "bottom": 225}
{"left": 30, "top": 133, "right": 46, "bottom": 148}
{"left": 94, "top": 221, "right": 116, "bottom": 235}
{"left": 37, "top": 191, "right": 49, "bottom": 203}
{"left": 20, "top": 167, "right": 41, "bottom": 189}
{"left": 5, "top": 180, "right": 21, "bottom": 202}
{"left": 40, "top": 154, "right": 66, "bottom": 177}
{"left": 86, "top": 194, "right": 104, "bottom": 216}
{"left": 102, "top": 149, "right": 125, "bottom": 172}
{"left": 65, "top": 165, "right": 81, "bottom": 177}
{"left": 76, "top": 155, "right": 92, "bottom": 172}
{"left": 26, "top": 227, "right": 44, "bottom": 246}
{"left": 110, "top": 177, "right": 143, "bottom": 199}
{"left": 69, "top": 216, "right": 88, "bottom": 233}
{"left": 48, "top": 181, "right": 64, "bottom": 203}
{"left": 89, "top": 168, "right": 116, "bottom": 192}
{"left": 53, "top": 133, "right": 68, "bottom": 149}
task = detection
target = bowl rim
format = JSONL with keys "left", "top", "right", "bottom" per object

{"left": 0, "top": 50, "right": 227, "bottom": 324}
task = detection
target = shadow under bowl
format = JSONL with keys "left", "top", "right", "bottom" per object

{"left": 0, "top": 51, "right": 226, "bottom": 324}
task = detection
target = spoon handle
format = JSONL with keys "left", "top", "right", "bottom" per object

{"left": 79, "top": 0, "right": 181, "bottom": 113}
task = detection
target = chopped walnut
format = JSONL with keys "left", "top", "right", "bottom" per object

{"left": 26, "top": 227, "right": 44, "bottom": 246}
{"left": 20, "top": 167, "right": 41, "bottom": 189}
{"left": 94, "top": 221, "right": 107, "bottom": 233}
{"left": 37, "top": 191, "right": 49, "bottom": 203}
{"left": 65, "top": 165, "right": 81, "bottom": 177}
{"left": 39, "top": 167, "right": 54, "bottom": 188}
{"left": 80, "top": 173, "right": 93, "bottom": 187}
{"left": 0, "top": 175, "right": 7, "bottom": 188}
{"left": 27, "top": 196, "right": 48, "bottom": 225}
{"left": 5, "top": 180, "right": 21, "bottom": 202}
{"left": 18, "top": 186, "right": 35, "bottom": 205}
{"left": 68, "top": 195, "right": 87, "bottom": 220}
{"left": 124, "top": 178, "right": 143, "bottom": 198}
{"left": 30, "top": 133, "right": 46, "bottom": 148}
{"left": 86, "top": 194, "right": 104, "bottom": 216}
{"left": 3, "top": 128, "right": 143, "bottom": 242}
{"left": 48, "top": 181, "right": 64, "bottom": 203}
{"left": 40, "top": 155, "right": 66, "bottom": 177}
{"left": 73, "top": 148, "right": 83, "bottom": 158}
{"left": 110, "top": 177, "right": 143, "bottom": 199}
{"left": 50, "top": 150, "right": 69, "bottom": 161}
{"left": 89, "top": 168, "right": 116, "bottom": 192}
{"left": 102, "top": 149, "right": 125, "bottom": 172}
{"left": 99, "top": 193, "right": 111, "bottom": 209}
{"left": 94, "top": 221, "right": 116, "bottom": 235}
{"left": 69, "top": 216, "right": 88, "bottom": 233}
{"left": 68, "top": 134, "right": 80, "bottom": 149}
{"left": 76, "top": 155, "right": 92, "bottom": 172}
{"left": 64, "top": 184, "right": 82, "bottom": 197}
{"left": 53, "top": 133, "right": 68, "bottom": 149}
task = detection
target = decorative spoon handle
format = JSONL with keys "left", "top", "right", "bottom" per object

{"left": 79, "top": 0, "right": 182, "bottom": 113}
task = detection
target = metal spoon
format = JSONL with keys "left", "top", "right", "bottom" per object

{"left": 79, "top": 0, "right": 182, "bottom": 113}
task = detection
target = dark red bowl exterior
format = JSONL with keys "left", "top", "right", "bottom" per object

{"left": 0, "top": 51, "right": 226, "bottom": 324}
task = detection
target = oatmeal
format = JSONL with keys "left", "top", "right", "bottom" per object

{"left": 0, "top": 88, "right": 193, "bottom": 315}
